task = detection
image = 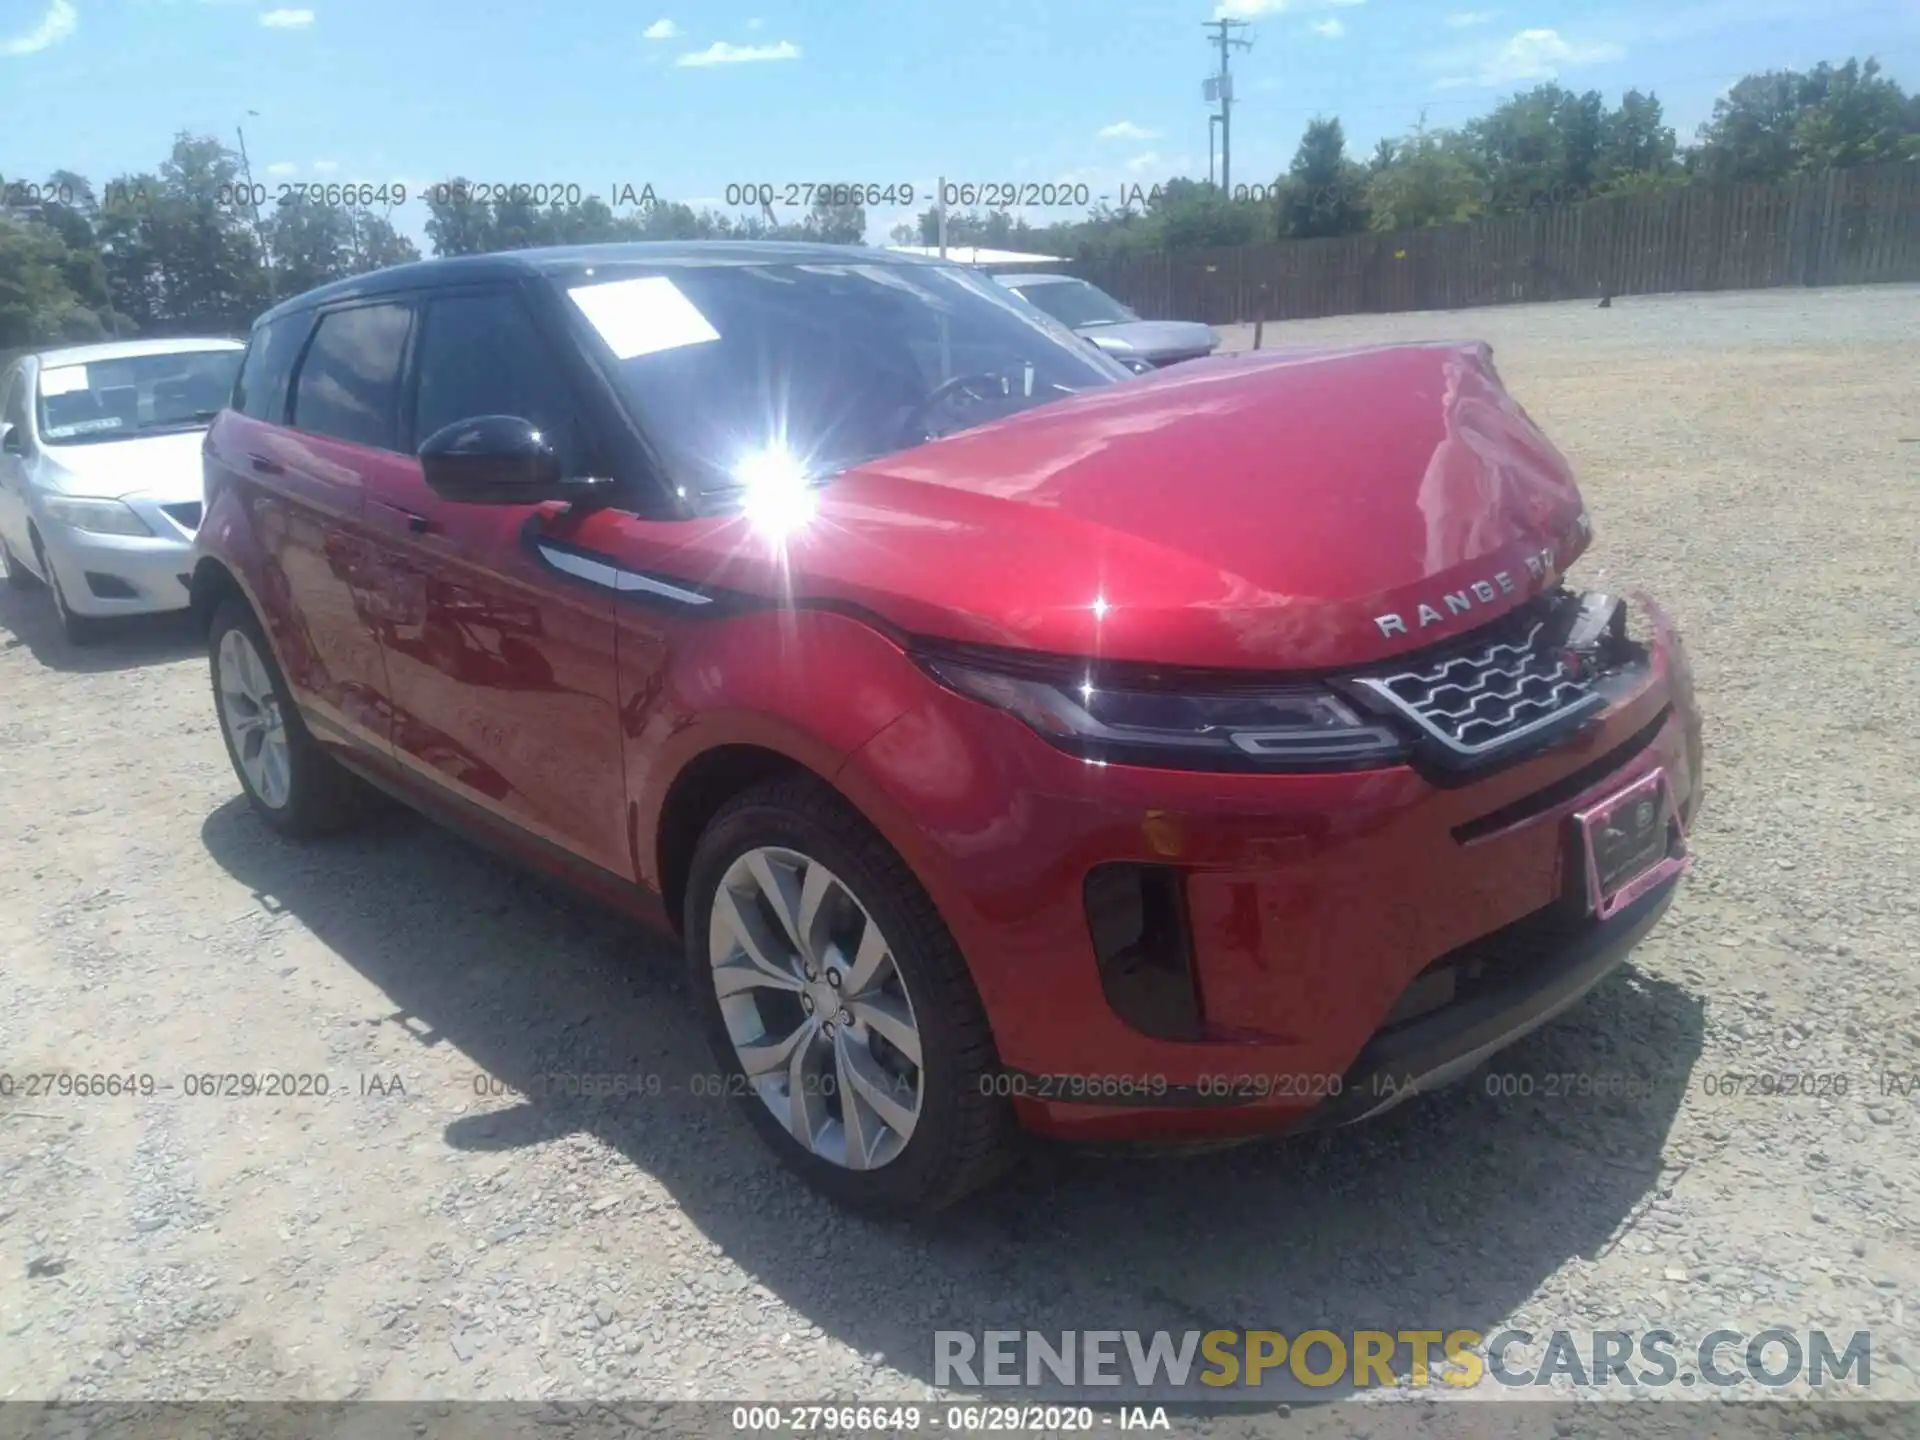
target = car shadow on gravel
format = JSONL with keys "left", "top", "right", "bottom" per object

{"left": 201, "top": 795, "right": 1705, "bottom": 1396}
{"left": 0, "top": 583, "right": 200, "bottom": 673}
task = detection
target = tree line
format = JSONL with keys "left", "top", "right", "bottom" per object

{"left": 2, "top": 56, "right": 1913, "bottom": 349}
{"left": 922, "top": 58, "right": 1918, "bottom": 256}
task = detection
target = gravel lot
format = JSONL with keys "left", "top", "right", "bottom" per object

{"left": 2, "top": 284, "right": 1917, "bottom": 1419}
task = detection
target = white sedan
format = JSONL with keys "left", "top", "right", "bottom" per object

{"left": 0, "top": 337, "right": 244, "bottom": 644}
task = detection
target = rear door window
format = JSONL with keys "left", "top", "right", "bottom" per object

{"left": 234, "top": 314, "right": 313, "bottom": 423}
{"left": 289, "top": 302, "right": 413, "bottom": 450}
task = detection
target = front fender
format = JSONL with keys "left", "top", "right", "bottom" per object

{"left": 627, "top": 606, "right": 936, "bottom": 894}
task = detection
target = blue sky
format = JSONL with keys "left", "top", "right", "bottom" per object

{"left": 5, "top": 0, "right": 1917, "bottom": 247}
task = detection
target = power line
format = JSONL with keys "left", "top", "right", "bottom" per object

{"left": 1202, "top": 18, "right": 1254, "bottom": 194}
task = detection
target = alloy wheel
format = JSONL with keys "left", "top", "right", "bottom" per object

{"left": 708, "top": 846, "right": 925, "bottom": 1170}
{"left": 217, "top": 627, "right": 292, "bottom": 809}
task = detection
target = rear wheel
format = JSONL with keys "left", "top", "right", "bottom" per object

{"left": 684, "top": 775, "right": 1016, "bottom": 1217}
{"left": 209, "top": 596, "right": 372, "bottom": 836}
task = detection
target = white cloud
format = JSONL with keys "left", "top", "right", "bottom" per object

{"left": 1444, "top": 9, "right": 1493, "bottom": 25}
{"left": 312, "top": 158, "right": 340, "bottom": 172}
{"left": 1126, "top": 151, "right": 1163, "bottom": 173}
{"left": 1098, "top": 120, "right": 1160, "bottom": 141}
{"left": 642, "top": 17, "right": 678, "bottom": 39}
{"left": 745, "top": 15, "right": 763, "bottom": 29}
{"left": 1, "top": 0, "right": 77, "bottom": 56}
{"left": 1438, "top": 26, "right": 1624, "bottom": 87}
{"left": 1213, "top": 0, "right": 1362, "bottom": 17}
{"left": 1309, "top": 17, "right": 1345, "bottom": 36}
{"left": 259, "top": 7, "right": 314, "bottom": 27}
{"left": 675, "top": 38, "right": 799, "bottom": 65}
{"left": 266, "top": 161, "right": 297, "bottom": 176}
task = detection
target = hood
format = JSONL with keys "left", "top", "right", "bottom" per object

{"left": 678, "top": 341, "right": 1593, "bottom": 673}
{"left": 1083, "top": 319, "right": 1217, "bottom": 360}
{"left": 36, "top": 429, "right": 209, "bottom": 506}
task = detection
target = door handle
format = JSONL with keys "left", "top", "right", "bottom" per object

{"left": 248, "top": 453, "right": 285, "bottom": 476}
{"left": 374, "top": 501, "right": 434, "bottom": 536}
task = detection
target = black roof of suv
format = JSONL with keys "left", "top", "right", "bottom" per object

{"left": 254, "top": 242, "right": 949, "bottom": 328}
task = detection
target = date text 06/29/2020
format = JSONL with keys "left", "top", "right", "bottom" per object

{"left": 95, "top": 177, "right": 1184, "bottom": 215}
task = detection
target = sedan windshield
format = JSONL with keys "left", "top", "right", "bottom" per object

{"left": 1009, "top": 278, "right": 1137, "bottom": 329}
{"left": 36, "top": 349, "right": 242, "bottom": 445}
{"left": 555, "top": 260, "right": 1127, "bottom": 500}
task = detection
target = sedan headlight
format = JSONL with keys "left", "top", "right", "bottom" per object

{"left": 921, "top": 653, "right": 1406, "bottom": 771}
{"left": 42, "top": 497, "right": 154, "bottom": 538}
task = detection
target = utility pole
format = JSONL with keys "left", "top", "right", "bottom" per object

{"left": 1202, "top": 18, "right": 1252, "bottom": 196}
{"left": 235, "top": 111, "right": 275, "bottom": 301}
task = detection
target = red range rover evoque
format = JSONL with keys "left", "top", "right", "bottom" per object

{"left": 193, "top": 242, "right": 1702, "bottom": 1215}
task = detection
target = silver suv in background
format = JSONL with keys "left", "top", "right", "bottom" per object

{"left": 0, "top": 338, "right": 244, "bottom": 644}
{"left": 995, "top": 273, "right": 1217, "bottom": 372}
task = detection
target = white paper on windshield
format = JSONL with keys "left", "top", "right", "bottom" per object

{"left": 39, "top": 365, "right": 90, "bottom": 397}
{"left": 568, "top": 276, "right": 720, "bottom": 360}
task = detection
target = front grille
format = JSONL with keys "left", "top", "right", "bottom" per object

{"left": 1351, "top": 618, "right": 1607, "bottom": 768}
{"left": 1376, "top": 900, "right": 1583, "bottom": 1036}
{"left": 161, "top": 501, "right": 203, "bottom": 532}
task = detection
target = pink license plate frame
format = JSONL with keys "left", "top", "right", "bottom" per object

{"left": 1573, "top": 766, "right": 1691, "bottom": 920}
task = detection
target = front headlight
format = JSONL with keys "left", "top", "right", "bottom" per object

{"left": 921, "top": 654, "right": 1406, "bottom": 771}
{"left": 42, "top": 497, "right": 154, "bottom": 538}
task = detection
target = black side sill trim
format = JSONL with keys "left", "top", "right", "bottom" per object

{"left": 1450, "top": 704, "right": 1671, "bottom": 845}
{"left": 300, "top": 705, "right": 668, "bottom": 924}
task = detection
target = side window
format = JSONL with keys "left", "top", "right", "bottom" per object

{"left": 412, "top": 291, "right": 581, "bottom": 473}
{"left": 289, "top": 302, "right": 412, "bottom": 450}
{"left": 233, "top": 314, "right": 312, "bottom": 422}
{"left": 2, "top": 370, "right": 26, "bottom": 428}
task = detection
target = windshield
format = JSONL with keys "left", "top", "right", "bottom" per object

{"left": 556, "top": 260, "right": 1127, "bottom": 500}
{"left": 36, "top": 349, "right": 242, "bottom": 445}
{"left": 1010, "top": 279, "right": 1137, "bottom": 329}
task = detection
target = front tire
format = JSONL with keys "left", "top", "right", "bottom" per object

{"left": 2, "top": 539, "right": 40, "bottom": 591}
{"left": 685, "top": 775, "right": 1016, "bottom": 1217}
{"left": 208, "top": 596, "right": 371, "bottom": 837}
{"left": 34, "top": 536, "right": 101, "bottom": 645}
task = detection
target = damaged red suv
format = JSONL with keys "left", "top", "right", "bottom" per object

{"left": 193, "top": 242, "right": 1702, "bottom": 1215}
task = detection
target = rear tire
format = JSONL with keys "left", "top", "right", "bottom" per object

{"left": 684, "top": 774, "right": 1016, "bottom": 1218}
{"left": 208, "top": 595, "right": 373, "bottom": 837}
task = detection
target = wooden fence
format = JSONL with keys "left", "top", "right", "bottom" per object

{"left": 1071, "top": 160, "right": 1920, "bottom": 325}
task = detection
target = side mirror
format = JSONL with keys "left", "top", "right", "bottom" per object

{"left": 418, "top": 416, "right": 606, "bottom": 506}
{"left": 0, "top": 422, "right": 21, "bottom": 455}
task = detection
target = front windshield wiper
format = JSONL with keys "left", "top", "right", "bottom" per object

{"left": 140, "top": 410, "right": 222, "bottom": 430}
